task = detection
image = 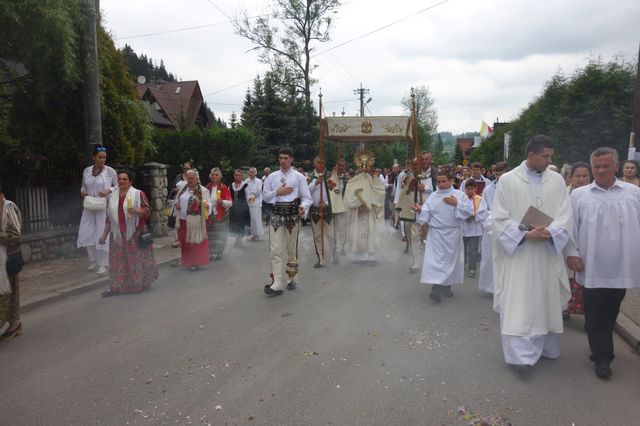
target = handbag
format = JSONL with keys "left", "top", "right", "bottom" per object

{"left": 566, "top": 276, "right": 584, "bottom": 315}
{"left": 83, "top": 195, "right": 107, "bottom": 212}
{"left": 5, "top": 247, "right": 24, "bottom": 275}
{"left": 167, "top": 214, "right": 176, "bottom": 229}
{"left": 137, "top": 232, "right": 154, "bottom": 249}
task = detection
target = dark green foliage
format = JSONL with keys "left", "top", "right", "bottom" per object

{"left": 121, "top": 44, "right": 177, "bottom": 83}
{"left": 481, "top": 58, "right": 635, "bottom": 166}
{"left": 151, "top": 127, "right": 257, "bottom": 182}
{"left": 0, "top": 1, "right": 153, "bottom": 181}
{"left": 240, "top": 73, "right": 317, "bottom": 167}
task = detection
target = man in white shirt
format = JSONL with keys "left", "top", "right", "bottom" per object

{"left": 492, "top": 135, "right": 573, "bottom": 373}
{"left": 566, "top": 147, "right": 640, "bottom": 379}
{"left": 262, "top": 149, "right": 312, "bottom": 296}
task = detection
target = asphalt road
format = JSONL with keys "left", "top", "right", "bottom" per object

{"left": 2, "top": 227, "right": 639, "bottom": 425}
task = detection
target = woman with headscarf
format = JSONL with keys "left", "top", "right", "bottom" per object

{"left": 0, "top": 183, "right": 23, "bottom": 340}
{"left": 206, "top": 167, "right": 232, "bottom": 260}
{"left": 77, "top": 146, "right": 117, "bottom": 275}
{"left": 229, "top": 169, "right": 250, "bottom": 247}
{"left": 176, "top": 169, "right": 211, "bottom": 270}
{"left": 98, "top": 170, "right": 158, "bottom": 297}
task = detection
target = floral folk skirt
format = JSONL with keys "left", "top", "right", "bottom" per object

{"left": 108, "top": 237, "right": 158, "bottom": 293}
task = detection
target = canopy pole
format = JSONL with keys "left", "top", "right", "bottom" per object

{"left": 411, "top": 87, "right": 419, "bottom": 160}
{"left": 318, "top": 90, "right": 325, "bottom": 261}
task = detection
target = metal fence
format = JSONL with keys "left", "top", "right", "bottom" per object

{"left": 1, "top": 159, "right": 84, "bottom": 234}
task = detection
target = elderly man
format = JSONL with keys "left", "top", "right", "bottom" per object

{"left": 308, "top": 156, "right": 336, "bottom": 267}
{"left": 417, "top": 151, "right": 437, "bottom": 246}
{"left": 566, "top": 147, "right": 640, "bottom": 379}
{"left": 493, "top": 135, "right": 573, "bottom": 372}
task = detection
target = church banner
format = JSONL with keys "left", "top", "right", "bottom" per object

{"left": 323, "top": 116, "right": 413, "bottom": 142}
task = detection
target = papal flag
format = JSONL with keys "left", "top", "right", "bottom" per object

{"left": 479, "top": 121, "right": 493, "bottom": 138}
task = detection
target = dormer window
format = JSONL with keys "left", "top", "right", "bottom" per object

{"left": 175, "top": 87, "right": 181, "bottom": 94}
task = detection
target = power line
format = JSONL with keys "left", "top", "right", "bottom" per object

{"left": 203, "top": 78, "right": 254, "bottom": 97}
{"left": 204, "top": 0, "right": 233, "bottom": 21}
{"left": 117, "top": 22, "right": 229, "bottom": 40}
{"left": 313, "top": 0, "right": 451, "bottom": 57}
{"left": 115, "top": 14, "right": 272, "bottom": 40}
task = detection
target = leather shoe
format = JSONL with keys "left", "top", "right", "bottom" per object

{"left": 429, "top": 291, "right": 441, "bottom": 303}
{"left": 595, "top": 362, "right": 611, "bottom": 379}
{"left": 0, "top": 322, "right": 23, "bottom": 341}
{"left": 442, "top": 286, "right": 454, "bottom": 297}
{"left": 264, "top": 286, "right": 283, "bottom": 296}
{"left": 313, "top": 262, "right": 325, "bottom": 269}
{"left": 286, "top": 281, "right": 297, "bottom": 290}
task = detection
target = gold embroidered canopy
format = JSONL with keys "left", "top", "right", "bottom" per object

{"left": 321, "top": 116, "right": 413, "bottom": 142}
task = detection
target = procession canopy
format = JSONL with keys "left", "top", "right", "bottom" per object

{"left": 322, "top": 116, "right": 413, "bottom": 142}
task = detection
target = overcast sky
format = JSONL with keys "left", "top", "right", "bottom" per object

{"left": 101, "top": 0, "right": 639, "bottom": 134}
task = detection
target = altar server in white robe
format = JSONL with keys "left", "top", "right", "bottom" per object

{"left": 566, "top": 147, "right": 640, "bottom": 379}
{"left": 246, "top": 167, "right": 264, "bottom": 241}
{"left": 492, "top": 135, "right": 572, "bottom": 371}
{"left": 476, "top": 161, "right": 509, "bottom": 294}
{"left": 415, "top": 170, "right": 473, "bottom": 303}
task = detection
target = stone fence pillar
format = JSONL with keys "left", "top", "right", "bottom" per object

{"left": 140, "top": 162, "right": 170, "bottom": 237}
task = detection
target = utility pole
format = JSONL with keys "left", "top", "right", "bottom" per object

{"left": 353, "top": 83, "right": 370, "bottom": 117}
{"left": 82, "top": 0, "right": 102, "bottom": 164}
{"left": 632, "top": 43, "right": 640, "bottom": 148}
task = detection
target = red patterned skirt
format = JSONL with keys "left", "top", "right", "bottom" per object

{"left": 108, "top": 237, "right": 158, "bottom": 293}
{"left": 178, "top": 219, "right": 210, "bottom": 267}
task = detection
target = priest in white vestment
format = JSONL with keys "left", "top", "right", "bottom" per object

{"left": 566, "top": 147, "right": 640, "bottom": 379}
{"left": 344, "top": 151, "right": 386, "bottom": 264}
{"left": 476, "top": 161, "right": 510, "bottom": 294}
{"left": 492, "top": 135, "right": 572, "bottom": 370}
{"left": 415, "top": 171, "right": 473, "bottom": 302}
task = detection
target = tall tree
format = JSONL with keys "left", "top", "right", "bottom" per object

{"left": 234, "top": 0, "right": 341, "bottom": 112}
{"left": 401, "top": 86, "right": 438, "bottom": 154}
{"left": 401, "top": 86, "right": 438, "bottom": 135}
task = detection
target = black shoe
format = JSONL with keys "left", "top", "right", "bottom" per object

{"left": 101, "top": 290, "right": 116, "bottom": 298}
{"left": 595, "top": 362, "right": 612, "bottom": 379}
{"left": 429, "top": 291, "right": 441, "bottom": 303}
{"left": 313, "top": 262, "right": 324, "bottom": 269}
{"left": 264, "top": 285, "right": 283, "bottom": 296}
{"left": 442, "top": 286, "right": 454, "bottom": 297}
{"left": 511, "top": 364, "right": 532, "bottom": 378}
{"left": 287, "top": 281, "right": 297, "bottom": 290}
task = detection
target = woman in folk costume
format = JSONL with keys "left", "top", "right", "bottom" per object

{"left": 98, "top": 170, "right": 158, "bottom": 297}
{"left": 246, "top": 167, "right": 264, "bottom": 241}
{"left": 77, "top": 146, "right": 117, "bottom": 275}
{"left": 206, "top": 167, "right": 232, "bottom": 260}
{"left": 176, "top": 169, "right": 210, "bottom": 270}
{"left": 0, "top": 184, "right": 23, "bottom": 341}
{"left": 229, "top": 169, "right": 250, "bottom": 247}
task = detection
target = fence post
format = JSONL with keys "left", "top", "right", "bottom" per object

{"left": 141, "top": 162, "right": 170, "bottom": 237}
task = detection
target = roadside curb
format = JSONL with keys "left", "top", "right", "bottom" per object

{"left": 615, "top": 312, "right": 640, "bottom": 353}
{"left": 21, "top": 254, "right": 181, "bottom": 314}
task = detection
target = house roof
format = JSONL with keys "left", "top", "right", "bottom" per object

{"left": 136, "top": 80, "right": 207, "bottom": 129}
